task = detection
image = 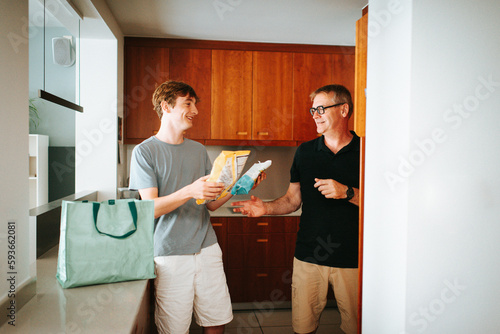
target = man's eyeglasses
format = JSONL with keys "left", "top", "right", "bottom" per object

{"left": 309, "top": 102, "right": 346, "bottom": 116}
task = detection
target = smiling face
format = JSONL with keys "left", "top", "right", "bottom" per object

{"left": 162, "top": 94, "right": 198, "bottom": 131}
{"left": 311, "top": 92, "right": 346, "bottom": 135}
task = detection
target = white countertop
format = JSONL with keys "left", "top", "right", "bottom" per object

{"left": 0, "top": 246, "right": 150, "bottom": 334}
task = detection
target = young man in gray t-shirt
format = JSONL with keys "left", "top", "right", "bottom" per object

{"left": 129, "top": 81, "right": 266, "bottom": 334}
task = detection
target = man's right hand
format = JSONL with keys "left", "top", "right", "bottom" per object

{"left": 231, "top": 195, "right": 266, "bottom": 217}
{"left": 191, "top": 175, "right": 225, "bottom": 200}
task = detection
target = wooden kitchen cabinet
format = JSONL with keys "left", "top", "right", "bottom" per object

{"left": 332, "top": 52, "right": 356, "bottom": 132}
{"left": 211, "top": 217, "right": 227, "bottom": 265}
{"left": 212, "top": 216, "right": 298, "bottom": 303}
{"left": 211, "top": 50, "right": 294, "bottom": 143}
{"left": 252, "top": 51, "right": 294, "bottom": 141}
{"left": 226, "top": 267, "right": 293, "bottom": 303}
{"left": 124, "top": 46, "right": 169, "bottom": 144}
{"left": 211, "top": 50, "right": 253, "bottom": 140}
{"left": 227, "top": 232, "right": 296, "bottom": 269}
{"left": 293, "top": 53, "right": 334, "bottom": 142}
{"left": 169, "top": 48, "right": 212, "bottom": 140}
{"left": 293, "top": 52, "right": 356, "bottom": 143}
{"left": 124, "top": 38, "right": 355, "bottom": 145}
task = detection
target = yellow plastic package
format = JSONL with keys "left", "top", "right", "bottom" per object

{"left": 196, "top": 150, "right": 251, "bottom": 205}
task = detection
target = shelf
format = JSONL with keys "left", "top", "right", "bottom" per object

{"left": 29, "top": 135, "right": 48, "bottom": 209}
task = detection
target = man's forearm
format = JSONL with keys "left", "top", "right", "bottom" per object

{"left": 206, "top": 193, "right": 232, "bottom": 211}
{"left": 263, "top": 194, "right": 301, "bottom": 216}
{"left": 141, "top": 186, "right": 193, "bottom": 219}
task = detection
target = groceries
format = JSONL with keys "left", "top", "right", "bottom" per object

{"left": 196, "top": 150, "right": 251, "bottom": 204}
{"left": 231, "top": 160, "right": 272, "bottom": 195}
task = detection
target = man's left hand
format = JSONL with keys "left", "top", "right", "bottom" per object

{"left": 314, "top": 178, "right": 347, "bottom": 199}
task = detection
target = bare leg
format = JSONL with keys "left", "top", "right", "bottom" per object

{"left": 202, "top": 325, "right": 225, "bottom": 334}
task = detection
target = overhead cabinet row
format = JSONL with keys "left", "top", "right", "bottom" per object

{"left": 124, "top": 38, "right": 355, "bottom": 145}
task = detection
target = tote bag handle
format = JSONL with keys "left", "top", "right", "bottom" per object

{"left": 88, "top": 200, "right": 138, "bottom": 239}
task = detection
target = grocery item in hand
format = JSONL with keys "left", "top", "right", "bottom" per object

{"left": 196, "top": 150, "right": 250, "bottom": 204}
{"left": 231, "top": 160, "right": 272, "bottom": 195}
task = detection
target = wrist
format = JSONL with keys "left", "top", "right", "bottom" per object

{"left": 345, "top": 185, "right": 354, "bottom": 200}
{"left": 262, "top": 201, "right": 269, "bottom": 215}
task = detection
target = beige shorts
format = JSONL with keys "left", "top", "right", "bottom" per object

{"left": 153, "top": 243, "right": 233, "bottom": 334}
{"left": 292, "top": 257, "right": 358, "bottom": 334}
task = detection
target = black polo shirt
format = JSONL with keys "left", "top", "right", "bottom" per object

{"left": 291, "top": 132, "right": 360, "bottom": 268}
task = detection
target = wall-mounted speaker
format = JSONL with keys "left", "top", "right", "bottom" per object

{"left": 52, "top": 37, "right": 75, "bottom": 67}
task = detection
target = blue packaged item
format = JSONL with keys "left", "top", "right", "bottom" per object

{"left": 231, "top": 160, "right": 272, "bottom": 195}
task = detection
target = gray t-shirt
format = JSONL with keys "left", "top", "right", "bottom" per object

{"left": 129, "top": 136, "right": 217, "bottom": 256}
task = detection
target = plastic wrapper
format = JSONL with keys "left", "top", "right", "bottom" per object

{"left": 196, "top": 150, "right": 250, "bottom": 204}
{"left": 230, "top": 160, "right": 272, "bottom": 195}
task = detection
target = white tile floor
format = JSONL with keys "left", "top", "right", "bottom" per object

{"left": 188, "top": 307, "right": 343, "bottom": 334}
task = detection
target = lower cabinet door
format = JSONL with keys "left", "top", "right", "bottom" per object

{"left": 227, "top": 233, "right": 296, "bottom": 269}
{"left": 226, "top": 267, "right": 293, "bottom": 303}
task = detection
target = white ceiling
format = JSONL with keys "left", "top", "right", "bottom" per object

{"left": 103, "top": 0, "right": 367, "bottom": 46}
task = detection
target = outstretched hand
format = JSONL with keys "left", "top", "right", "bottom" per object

{"left": 191, "top": 175, "right": 225, "bottom": 200}
{"left": 231, "top": 195, "right": 266, "bottom": 217}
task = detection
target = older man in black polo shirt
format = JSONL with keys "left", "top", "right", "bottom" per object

{"left": 232, "top": 84, "right": 360, "bottom": 334}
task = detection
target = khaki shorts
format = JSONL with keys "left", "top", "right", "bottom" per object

{"left": 292, "top": 257, "right": 358, "bottom": 334}
{"left": 154, "top": 243, "right": 233, "bottom": 334}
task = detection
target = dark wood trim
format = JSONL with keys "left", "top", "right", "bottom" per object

{"left": 39, "top": 89, "right": 84, "bottom": 113}
{"left": 205, "top": 139, "right": 297, "bottom": 147}
{"left": 362, "top": 5, "right": 369, "bottom": 16}
{"left": 125, "top": 37, "right": 355, "bottom": 55}
{"left": 125, "top": 138, "right": 299, "bottom": 147}
{"left": 124, "top": 138, "right": 148, "bottom": 145}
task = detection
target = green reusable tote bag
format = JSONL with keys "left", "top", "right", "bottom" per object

{"left": 56, "top": 199, "right": 155, "bottom": 288}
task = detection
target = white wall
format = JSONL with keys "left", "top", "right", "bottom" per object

{"left": 362, "top": 0, "right": 412, "bottom": 332}
{"left": 363, "top": 0, "right": 500, "bottom": 333}
{"left": 0, "top": 0, "right": 36, "bottom": 323}
{"left": 75, "top": 0, "right": 124, "bottom": 201}
{"left": 76, "top": 38, "right": 118, "bottom": 200}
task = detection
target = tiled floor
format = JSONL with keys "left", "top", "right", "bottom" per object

{"left": 188, "top": 307, "right": 343, "bottom": 334}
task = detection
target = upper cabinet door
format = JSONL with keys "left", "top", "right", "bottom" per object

{"left": 252, "top": 52, "right": 293, "bottom": 141}
{"left": 293, "top": 53, "right": 333, "bottom": 142}
{"left": 211, "top": 50, "right": 253, "bottom": 140}
{"left": 332, "top": 53, "right": 356, "bottom": 132}
{"left": 124, "top": 46, "right": 169, "bottom": 143}
{"left": 169, "top": 48, "right": 212, "bottom": 140}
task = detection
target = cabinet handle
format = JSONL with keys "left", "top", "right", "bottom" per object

{"left": 212, "top": 223, "right": 223, "bottom": 227}
{"left": 256, "top": 273, "right": 268, "bottom": 278}
{"left": 257, "top": 239, "right": 268, "bottom": 243}
{"left": 257, "top": 222, "right": 268, "bottom": 226}
{"left": 236, "top": 131, "right": 248, "bottom": 135}
{"left": 257, "top": 131, "right": 269, "bottom": 136}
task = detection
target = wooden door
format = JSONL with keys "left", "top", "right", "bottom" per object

{"left": 355, "top": 11, "right": 368, "bottom": 334}
{"left": 292, "top": 53, "right": 333, "bottom": 142}
{"left": 211, "top": 50, "right": 252, "bottom": 140}
{"left": 252, "top": 51, "right": 294, "bottom": 140}
{"left": 124, "top": 46, "right": 169, "bottom": 143}
{"left": 169, "top": 48, "right": 212, "bottom": 140}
